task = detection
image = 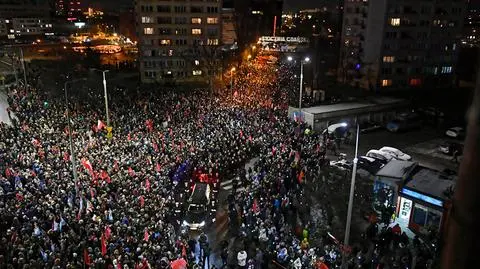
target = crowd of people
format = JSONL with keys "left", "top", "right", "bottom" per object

{"left": 0, "top": 55, "right": 438, "bottom": 269}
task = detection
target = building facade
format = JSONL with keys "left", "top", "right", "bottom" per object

{"left": 135, "top": 0, "right": 222, "bottom": 83}
{"left": 0, "top": 1, "right": 53, "bottom": 40}
{"left": 339, "top": 0, "right": 466, "bottom": 91}
{"left": 221, "top": 7, "right": 236, "bottom": 45}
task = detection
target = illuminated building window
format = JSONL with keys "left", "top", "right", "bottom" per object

{"left": 160, "top": 39, "right": 171, "bottom": 45}
{"left": 383, "top": 56, "right": 395, "bottom": 63}
{"left": 252, "top": 10, "right": 263, "bottom": 15}
{"left": 144, "top": 27, "right": 154, "bottom": 35}
{"left": 409, "top": 78, "right": 422, "bottom": 86}
{"left": 193, "top": 70, "right": 202, "bottom": 76}
{"left": 141, "top": 16, "right": 154, "bottom": 23}
{"left": 382, "top": 79, "right": 392, "bottom": 86}
{"left": 194, "top": 60, "right": 200, "bottom": 66}
{"left": 191, "top": 18, "right": 202, "bottom": 24}
{"left": 192, "top": 28, "right": 202, "bottom": 35}
{"left": 390, "top": 18, "right": 400, "bottom": 26}
{"left": 441, "top": 66, "right": 452, "bottom": 74}
{"left": 207, "top": 17, "right": 218, "bottom": 24}
{"left": 207, "top": 38, "right": 219, "bottom": 45}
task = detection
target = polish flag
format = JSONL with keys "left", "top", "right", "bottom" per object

{"left": 101, "top": 233, "right": 107, "bottom": 256}
{"left": 144, "top": 228, "right": 149, "bottom": 242}
{"left": 155, "top": 163, "right": 161, "bottom": 172}
{"left": 105, "top": 226, "right": 112, "bottom": 240}
{"left": 97, "top": 120, "right": 106, "bottom": 130}
{"left": 145, "top": 178, "right": 151, "bottom": 192}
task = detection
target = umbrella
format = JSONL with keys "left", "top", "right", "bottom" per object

{"left": 170, "top": 258, "right": 187, "bottom": 269}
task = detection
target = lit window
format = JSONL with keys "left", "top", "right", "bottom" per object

{"left": 382, "top": 79, "right": 392, "bottom": 86}
{"left": 207, "top": 38, "right": 219, "bottom": 45}
{"left": 441, "top": 66, "right": 452, "bottom": 74}
{"left": 191, "top": 18, "right": 202, "bottom": 24}
{"left": 5, "top": 20, "right": 9, "bottom": 23}
{"left": 390, "top": 18, "right": 400, "bottom": 26}
{"left": 383, "top": 56, "right": 395, "bottom": 63}
{"left": 192, "top": 28, "right": 202, "bottom": 35}
{"left": 194, "top": 60, "right": 200, "bottom": 66}
{"left": 193, "top": 70, "right": 202, "bottom": 76}
{"left": 409, "top": 78, "right": 422, "bottom": 86}
{"left": 207, "top": 17, "right": 218, "bottom": 24}
{"left": 144, "top": 27, "right": 154, "bottom": 35}
{"left": 160, "top": 39, "right": 171, "bottom": 45}
{"left": 142, "top": 16, "right": 154, "bottom": 23}
{"left": 252, "top": 10, "right": 263, "bottom": 15}
{"left": 168, "top": 50, "right": 173, "bottom": 56}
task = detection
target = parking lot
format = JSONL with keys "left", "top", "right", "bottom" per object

{"left": 332, "top": 127, "right": 459, "bottom": 172}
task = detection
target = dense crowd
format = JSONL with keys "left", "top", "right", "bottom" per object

{"left": 0, "top": 56, "right": 438, "bottom": 269}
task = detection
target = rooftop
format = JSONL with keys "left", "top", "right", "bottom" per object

{"left": 376, "top": 160, "right": 417, "bottom": 180}
{"left": 404, "top": 166, "right": 456, "bottom": 201}
{"left": 301, "top": 97, "right": 407, "bottom": 115}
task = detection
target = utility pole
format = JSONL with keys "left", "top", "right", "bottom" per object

{"left": 20, "top": 48, "right": 27, "bottom": 86}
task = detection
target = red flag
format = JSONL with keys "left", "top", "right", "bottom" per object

{"left": 101, "top": 233, "right": 107, "bottom": 256}
{"left": 102, "top": 170, "right": 111, "bottom": 183}
{"left": 139, "top": 195, "right": 145, "bottom": 207}
{"left": 239, "top": 130, "right": 243, "bottom": 138}
{"left": 248, "top": 135, "right": 253, "bottom": 142}
{"left": 114, "top": 160, "right": 119, "bottom": 171}
{"left": 252, "top": 198, "right": 259, "bottom": 213}
{"left": 81, "top": 159, "right": 94, "bottom": 174}
{"left": 128, "top": 167, "right": 135, "bottom": 177}
{"left": 105, "top": 226, "right": 112, "bottom": 240}
{"left": 281, "top": 143, "right": 286, "bottom": 153}
{"left": 298, "top": 170, "right": 305, "bottom": 184}
{"left": 145, "top": 178, "right": 151, "bottom": 192}
{"left": 145, "top": 119, "right": 153, "bottom": 132}
{"left": 90, "top": 187, "right": 95, "bottom": 199}
{"left": 272, "top": 146, "right": 277, "bottom": 155}
{"left": 128, "top": 133, "right": 131, "bottom": 141}
{"left": 144, "top": 228, "right": 149, "bottom": 242}
{"left": 63, "top": 152, "right": 69, "bottom": 162}
{"left": 155, "top": 163, "right": 161, "bottom": 172}
{"left": 97, "top": 120, "right": 106, "bottom": 130}
{"left": 5, "top": 168, "right": 12, "bottom": 177}
{"left": 84, "top": 249, "right": 91, "bottom": 266}
{"left": 152, "top": 142, "right": 158, "bottom": 152}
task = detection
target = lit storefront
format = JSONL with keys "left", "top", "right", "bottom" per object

{"left": 396, "top": 168, "right": 455, "bottom": 235}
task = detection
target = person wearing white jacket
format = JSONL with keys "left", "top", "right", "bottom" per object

{"left": 237, "top": 250, "right": 248, "bottom": 268}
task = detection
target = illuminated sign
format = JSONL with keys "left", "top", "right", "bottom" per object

{"left": 401, "top": 188, "right": 443, "bottom": 207}
{"left": 74, "top": 22, "right": 85, "bottom": 28}
{"left": 259, "top": 36, "right": 309, "bottom": 43}
{"left": 398, "top": 197, "right": 412, "bottom": 221}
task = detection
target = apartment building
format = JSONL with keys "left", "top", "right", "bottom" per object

{"left": 135, "top": 0, "right": 222, "bottom": 83}
{"left": 339, "top": 0, "right": 466, "bottom": 91}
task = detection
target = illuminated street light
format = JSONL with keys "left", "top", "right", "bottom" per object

{"left": 230, "top": 67, "right": 236, "bottom": 89}
{"left": 247, "top": 54, "right": 252, "bottom": 60}
{"left": 304, "top": 57, "right": 310, "bottom": 62}
{"left": 287, "top": 56, "right": 311, "bottom": 120}
{"left": 252, "top": 45, "right": 256, "bottom": 50}
{"left": 287, "top": 56, "right": 293, "bottom": 61}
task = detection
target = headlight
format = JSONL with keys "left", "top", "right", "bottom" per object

{"left": 182, "top": 220, "right": 189, "bottom": 226}
{"left": 199, "top": 221, "right": 206, "bottom": 226}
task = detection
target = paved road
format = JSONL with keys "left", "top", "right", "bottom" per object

{"left": 333, "top": 128, "right": 458, "bottom": 171}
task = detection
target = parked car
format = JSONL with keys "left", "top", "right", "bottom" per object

{"left": 366, "top": 149, "right": 393, "bottom": 163}
{"left": 379, "top": 146, "right": 412, "bottom": 161}
{"left": 386, "top": 113, "right": 422, "bottom": 132}
{"left": 445, "top": 127, "right": 465, "bottom": 139}
{"left": 438, "top": 141, "right": 463, "bottom": 156}
{"left": 357, "top": 156, "right": 386, "bottom": 174}
{"left": 359, "top": 121, "right": 383, "bottom": 133}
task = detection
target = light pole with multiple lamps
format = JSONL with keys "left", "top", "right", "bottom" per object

{"left": 287, "top": 56, "right": 310, "bottom": 119}
{"left": 90, "top": 69, "right": 111, "bottom": 127}
{"left": 64, "top": 78, "right": 87, "bottom": 188}
{"left": 341, "top": 122, "right": 360, "bottom": 269}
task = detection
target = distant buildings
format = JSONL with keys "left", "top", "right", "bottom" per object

{"left": 0, "top": 1, "right": 53, "bottom": 41}
{"left": 461, "top": 2, "right": 480, "bottom": 47}
{"left": 55, "top": 0, "right": 82, "bottom": 21}
{"left": 135, "top": 0, "right": 222, "bottom": 83}
{"left": 339, "top": 0, "right": 467, "bottom": 91}
{"left": 221, "top": 8, "right": 236, "bottom": 45}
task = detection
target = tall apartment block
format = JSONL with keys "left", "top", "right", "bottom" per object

{"left": 339, "top": 0, "right": 466, "bottom": 91}
{"left": 135, "top": 0, "right": 222, "bottom": 83}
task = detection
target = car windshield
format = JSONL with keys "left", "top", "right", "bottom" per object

{"left": 188, "top": 204, "right": 205, "bottom": 212}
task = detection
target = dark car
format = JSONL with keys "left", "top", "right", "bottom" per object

{"left": 357, "top": 156, "right": 386, "bottom": 174}
{"left": 438, "top": 141, "right": 463, "bottom": 156}
{"left": 182, "top": 182, "right": 215, "bottom": 230}
{"left": 360, "top": 121, "right": 383, "bottom": 133}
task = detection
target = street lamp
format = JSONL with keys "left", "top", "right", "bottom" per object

{"left": 230, "top": 67, "right": 236, "bottom": 89}
{"left": 247, "top": 54, "right": 252, "bottom": 60}
{"left": 64, "top": 77, "right": 87, "bottom": 189}
{"left": 341, "top": 122, "right": 360, "bottom": 269}
{"left": 91, "top": 69, "right": 111, "bottom": 127}
{"left": 287, "top": 56, "right": 310, "bottom": 117}
{"left": 252, "top": 45, "right": 256, "bottom": 51}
